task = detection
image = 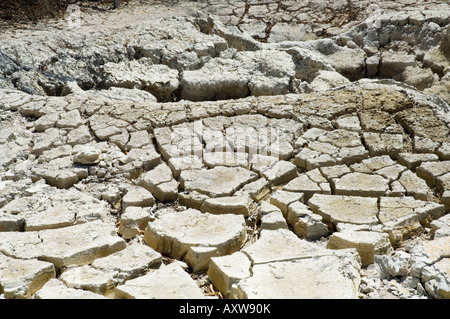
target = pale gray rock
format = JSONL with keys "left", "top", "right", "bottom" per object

{"left": 35, "top": 165, "right": 88, "bottom": 189}
{"left": 0, "top": 253, "right": 56, "bottom": 299}
{"left": 327, "top": 230, "right": 393, "bottom": 266}
{"left": 379, "top": 51, "right": 417, "bottom": 78}
{"left": 31, "top": 128, "right": 67, "bottom": 157}
{"left": 66, "top": 125, "right": 93, "bottom": 146}
{"left": 308, "top": 194, "right": 379, "bottom": 226}
{"left": 56, "top": 109, "right": 84, "bottom": 129}
{"left": 269, "top": 190, "right": 304, "bottom": 217}
{"left": 398, "top": 170, "right": 429, "bottom": 201}
{"left": 416, "top": 161, "right": 450, "bottom": 188}
{"left": 413, "top": 136, "right": 440, "bottom": 154}
{"left": 203, "top": 151, "right": 249, "bottom": 168}
{"left": 59, "top": 265, "right": 116, "bottom": 295}
{"left": 88, "top": 87, "right": 158, "bottom": 103}
{"left": 100, "top": 58, "right": 179, "bottom": 102}
{"left": 34, "top": 278, "right": 107, "bottom": 299}
{"left": 230, "top": 253, "right": 361, "bottom": 299}
{"left": 114, "top": 262, "right": 204, "bottom": 299}
{"left": 229, "top": 229, "right": 361, "bottom": 299}
{"left": 125, "top": 130, "right": 151, "bottom": 151}
{"left": 180, "top": 58, "right": 250, "bottom": 101}
{"left": 234, "top": 177, "right": 270, "bottom": 201}
{"left": 118, "top": 207, "right": 152, "bottom": 239}
{"left": 430, "top": 214, "right": 450, "bottom": 239}
{"left": 259, "top": 201, "right": 289, "bottom": 231}
{"left": 287, "top": 201, "right": 330, "bottom": 239}
{"left": 375, "top": 251, "right": 411, "bottom": 279}
{"left": 91, "top": 242, "right": 162, "bottom": 284}
{"left": 152, "top": 179, "right": 178, "bottom": 202}
{"left": 24, "top": 202, "right": 75, "bottom": 232}
{"left": 179, "top": 166, "right": 258, "bottom": 197}
{"left": 200, "top": 195, "right": 251, "bottom": 217}
{"left": 123, "top": 147, "right": 161, "bottom": 171}
{"left": 138, "top": 162, "right": 174, "bottom": 194}
{"left": 409, "top": 237, "right": 450, "bottom": 299}
{"left": 178, "top": 191, "right": 210, "bottom": 211}
{"left": 1, "top": 3, "right": 450, "bottom": 300}
{"left": 0, "top": 221, "right": 126, "bottom": 269}
{"left": 309, "top": 70, "right": 350, "bottom": 91}
{"left": 208, "top": 252, "right": 252, "bottom": 297}
{"left": 38, "top": 145, "right": 72, "bottom": 164}
{"left": 72, "top": 144, "right": 101, "bottom": 165}
{"left": 397, "top": 153, "right": 439, "bottom": 171}
{"left": 262, "top": 160, "right": 298, "bottom": 185}
{"left": 34, "top": 113, "right": 59, "bottom": 132}
{"left": 144, "top": 208, "right": 246, "bottom": 271}
{"left": 379, "top": 196, "right": 445, "bottom": 245}
{"left": 363, "top": 132, "right": 403, "bottom": 159}
{"left": 122, "top": 186, "right": 155, "bottom": 210}
{"left": 282, "top": 174, "right": 324, "bottom": 201}
{"left": 437, "top": 142, "right": 450, "bottom": 160}
{"left": 180, "top": 50, "right": 296, "bottom": 101}
{"left": 334, "top": 172, "right": 390, "bottom": 197}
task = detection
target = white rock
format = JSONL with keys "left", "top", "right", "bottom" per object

{"left": 327, "top": 230, "right": 393, "bottom": 266}
{"left": 259, "top": 201, "right": 288, "bottom": 231}
{"left": 287, "top": 201, "right": 330, "bottom": 239}
{"left": 114, "top": 263, "right": 204, "bottom": 299}
{"left": 59, "top": 265, "right": 116, "bottom": 295}
{"left": 374, "top": 251, "right": 411, "bottom": 279}
{"left": 0, "top": 253, "right": 55, "bottom": 299}
{"left": 122, "top": 186, "right": 155, "bottom": 210}
{"left": 144, "top": 208, "right": 246, "bottom": 271}
{"left": 180, "top": 166, "right": 258, "bottom": 197}
{"left": 34, "top": 278, "right": 107, "bottom": 299}
{"left": 73, "top": 144, "right": 101, "bottom": 164}
{"left": 308, "top": 194, "right": 379, "bottom": 226}
{"left": 269, "top": 190, "right": 304, "bottom": 217}
{"left": 200, "top": 195, "right": 251, "bottom": 217}
{"left": 118, "top": 207, "right": 151, "bottom": 239}
{"left": 0, "top": 221, "right": 126, "bottom": 269}
{"left": 208, "top": 252, "right": 252, "bottom": 297}
{"left": 91, "top": 242, "right": 162, "bottom": 284}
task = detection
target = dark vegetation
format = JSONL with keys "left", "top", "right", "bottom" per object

{"left": 0, "top": 0, "right": 75, "bottom": 22}
{"left": 0, "top": 0, "right": 121, "bottom": 23}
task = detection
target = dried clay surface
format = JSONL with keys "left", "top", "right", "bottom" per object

{"left": 0, "top": 0, "right": 449, "bottom": 299}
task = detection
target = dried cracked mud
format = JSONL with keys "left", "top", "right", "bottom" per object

{"left": 0, "top": 0, "right": 449, "bottom": 299}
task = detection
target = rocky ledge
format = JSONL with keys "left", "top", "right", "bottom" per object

{"left": 0, "top": 0, "right": 449, "bottom": 299}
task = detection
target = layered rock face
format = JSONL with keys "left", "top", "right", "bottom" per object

{"left": 0, "top": 0, "right": 449, "bottom": 299}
